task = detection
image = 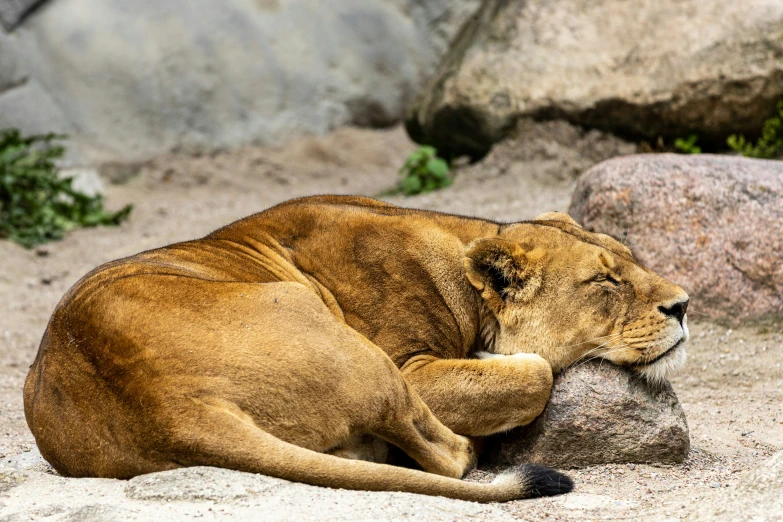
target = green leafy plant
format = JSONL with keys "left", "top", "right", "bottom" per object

{"left": 673, "top": 134, "right": 702, "bottom": 154}
{"left": 396, "top": 145, "right": 452, "bottom": 195}
{"left": 0, "top": 129, "right": 132, "bottom": 248}
{"left": 727, "top": 101, "right": 783, "bottom": 159}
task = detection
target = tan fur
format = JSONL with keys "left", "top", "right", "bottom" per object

{"left": 23, "top": 196, "right": 688, "bottom": 502}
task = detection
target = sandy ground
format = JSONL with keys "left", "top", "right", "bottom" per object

{"left": 1, "top": 123, "right": 781, "bottom": 520}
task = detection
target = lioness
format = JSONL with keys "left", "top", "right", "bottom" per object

{"left": 24, "top": 195, "right": 688, "bottom": 502}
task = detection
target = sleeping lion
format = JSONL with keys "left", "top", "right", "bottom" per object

{"left": 24, "top": 195, "right": 688, "bottom": 502}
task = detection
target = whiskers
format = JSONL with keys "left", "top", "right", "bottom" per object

{"left": 568, "top": 334, "right": 631, "bottom": 371}
{"left": 558, "top": 332, "right": 623, "bottom": 350}
{"left": 555, "top": 328, "right": 689, "bottom": 385}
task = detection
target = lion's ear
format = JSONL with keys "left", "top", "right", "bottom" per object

{"left": 463, "top": 239, "right": 543, "bottom": 309}
{"left": 533, "top": 212, "right": 581, "bottom": 227}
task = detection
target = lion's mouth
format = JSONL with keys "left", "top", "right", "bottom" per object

{"left": 636, "top": 338, "right": 684, "bottom": 368}
{"left": 632, "top": 338, "right": 687, "bottom": 385}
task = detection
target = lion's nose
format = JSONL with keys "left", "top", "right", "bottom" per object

{"left": 659, "top": 298, "right": 688, "bottom": 324}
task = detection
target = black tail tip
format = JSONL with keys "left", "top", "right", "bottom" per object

{"left": 520, "top": 464, "right": 574, "bottom": 497}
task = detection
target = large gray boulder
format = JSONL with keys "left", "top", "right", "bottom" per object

{"left": 406, "top": 0, "right": 783, "bottom": 158}
{"left": 688, "top": 450, "right": 783, "bottom": 521}
{"left": 569, "top": 154, "right": 783, "bottom": 325}
{"left": 0, "top": 0, "right": 482, "bottom": 165}
{"left": 483, "top": 360, "right": 689, "bottom": 469}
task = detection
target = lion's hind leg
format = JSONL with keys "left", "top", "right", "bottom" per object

{"left": 131, "top": 279, "right": 475, "bottom": 480}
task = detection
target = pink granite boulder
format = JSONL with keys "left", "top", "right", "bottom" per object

{"left": 568, "top": 154, "right": 783, "bottom": 325}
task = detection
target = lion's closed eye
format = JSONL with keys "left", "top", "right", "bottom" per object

{"left": 588, "top": 274, "right": 620, "bottom": 288}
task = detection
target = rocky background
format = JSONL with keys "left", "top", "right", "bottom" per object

{"left": 0, "top": 0, "right": 482, "bottom": 164}
{"left": 407, "top": 0, "right": 783, "bottom": 158}
{"left": 1, "top": 0, "right": 782, "bottom": 520}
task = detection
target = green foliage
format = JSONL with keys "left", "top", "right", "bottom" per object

{"left": 727, "top": 101, "right": 783, "bottom": 159}
{"left": 0, "top": 129, "right": 132, "bottom": 248}
{"left": 396, "top": 146, "right": 452, "bottom": 195}
{"left": 673, "top": 134, "right": 702, "bottom": 154}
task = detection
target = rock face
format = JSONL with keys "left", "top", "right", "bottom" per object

{"left": 0, "top": 0, "right": 43, "bottom": 30}
{"left": 0, "top": 0, "right": 482, "bottom": 164}
{"left": 568, "top": 154, "right": 783, "bottom": 325}
{"left": 689, "top": 450, "right": 783, "bottom": 521}
{"left": 483, "top": 360, "right": 689, "bottom": 469}
{"left": 0, "top": 449, "right": 516, "bottom": 522}
{"left": 406, "top": 0, "right": 783, "bottom": 158}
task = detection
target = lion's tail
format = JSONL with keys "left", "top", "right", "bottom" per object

{"left": 186, "top": 415, "right": 572, "bottom": 503}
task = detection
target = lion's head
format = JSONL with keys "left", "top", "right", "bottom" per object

{"left": 464, "top": 212, "right": 689, "bottom": 384}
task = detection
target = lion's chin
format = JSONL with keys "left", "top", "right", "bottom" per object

{"left": 634, "top": 340, "right": 688, "bottom": 386}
